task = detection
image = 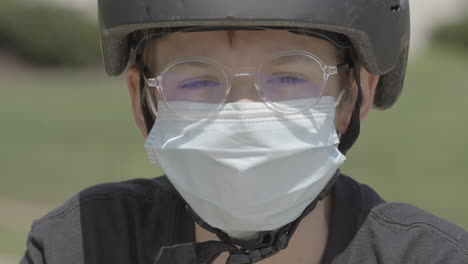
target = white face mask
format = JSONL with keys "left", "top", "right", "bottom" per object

{"left": 144, "top": 96, "right": 346, "bottom": 239}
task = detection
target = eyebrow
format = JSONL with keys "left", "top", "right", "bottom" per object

{"left": 177, "top": 61, "right": 213, "bottom": 68}
{"left": 269, "top": 55, "right": 311, "bottom": 66}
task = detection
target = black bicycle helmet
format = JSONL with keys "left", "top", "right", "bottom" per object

{"left": 98, "top": 0, "right": 410, "bottom": 109}
{"left": 97, "top": 1, "right": 411, "bottom": 263}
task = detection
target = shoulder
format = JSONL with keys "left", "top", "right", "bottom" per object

{"left": 330, "top": 175, "right": 468, "bottom": 264}
{"left": 368, "top": 202, "right": 468, "bottom": 253}
{"left": 32, "top": 176, "right": 177, "bottom": 229}
{"left": 21, "top": 176, "right": 187, "bottom": 264}
{"left": 337, "top": 200, "right": 468, "bottom": 263}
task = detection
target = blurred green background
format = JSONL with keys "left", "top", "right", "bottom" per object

{"left": 1, "top": 1, "right": 468, "bottom": 263}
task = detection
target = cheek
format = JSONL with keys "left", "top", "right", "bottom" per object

{"left": 323, "top": 78, "right": 341, "bottom": 97}
{"left": 334, "top": 103, "right": 354, "bottom": 134}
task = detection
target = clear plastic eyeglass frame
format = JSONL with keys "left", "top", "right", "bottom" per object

{"left": 144, "top": 50, "right": 350, "bottom": 119}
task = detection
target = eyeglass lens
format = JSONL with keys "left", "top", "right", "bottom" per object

{"left": 160, "top": 54, "right": 326, "bottom": 117}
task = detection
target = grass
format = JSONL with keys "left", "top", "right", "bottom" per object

{"left": 0, "top": 68, "right": 162, "bottom": 202}
{"left": 1, "top": 46, "right": 467, "bottom": 257}
{"left": 0, "top": 226, "right": 27, "bottom": 257}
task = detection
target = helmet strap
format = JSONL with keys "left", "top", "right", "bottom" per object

{"left": 143, "top": 57, "right": 364, "bottom": 264}
{"left": 338, "top": 58, "right": 363, "bottom": 155}
{"left": 139, "top": 68, "right": 156, "bottom": 135}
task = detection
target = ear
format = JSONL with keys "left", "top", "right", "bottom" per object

{"left": 335, "top": 66, "right": 379, "bottom": 134}
{"left": 126, "top": 65, "right": 149, "bottom": 139}
{"left": 359, "top": 67, "right": 379, "bottom": 121}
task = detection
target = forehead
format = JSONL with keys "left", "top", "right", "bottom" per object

{"left": 146, "top": 29, "right": 340, "bottom": 70}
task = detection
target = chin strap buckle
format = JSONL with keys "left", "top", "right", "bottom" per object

{"left": 226, "top": 232, "right": 289, "bottom": 264}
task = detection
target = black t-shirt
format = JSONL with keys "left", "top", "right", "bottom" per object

{"left": 20, "top": 174, "right": 468, "bottom": 264}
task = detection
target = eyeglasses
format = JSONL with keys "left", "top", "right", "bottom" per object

{"left": 144, "top": 50, "right": 350, "bottom": 119}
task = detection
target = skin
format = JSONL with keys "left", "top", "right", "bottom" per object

{"left": 126, "top": 30, "right": 379, "bottom": 263}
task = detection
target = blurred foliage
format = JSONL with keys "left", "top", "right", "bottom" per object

{"left": 0, "top": 0, "right": 101, "bottom": 66}
{"left": 432, "top": 15, "right": 468, "bottom": 53}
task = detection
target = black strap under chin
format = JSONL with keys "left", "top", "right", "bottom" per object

{"left": 179, "top": 169, "right": 341, "bottom": 264}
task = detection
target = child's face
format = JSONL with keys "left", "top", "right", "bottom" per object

{"left": 127, "top": 29, "right": 379, "bottom": 138}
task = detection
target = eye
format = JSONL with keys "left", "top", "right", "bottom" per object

{"left": 178, "top": 77, "right": 221, "bottom": 89}
{"left": 265, "top": 73, "right": 308, "bottom": 85}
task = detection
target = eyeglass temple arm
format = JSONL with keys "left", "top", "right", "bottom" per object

{"left": 337, "top": 62, "right": 352, "bottom": 71}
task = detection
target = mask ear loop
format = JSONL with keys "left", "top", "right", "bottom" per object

{"left": 139, "top": 67, "right": 157, "bottom": 135}
{"left": 141, "top": 67, "right": 159, "bottom": 119}
{"left": 333, "top": 90, "right": 346, "bottom": 107}
{"left": 146, "top": 89, "right": 159, "bottom": 119}
{"left": 334, "top": 90, "right": 346, "bottom": 140}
